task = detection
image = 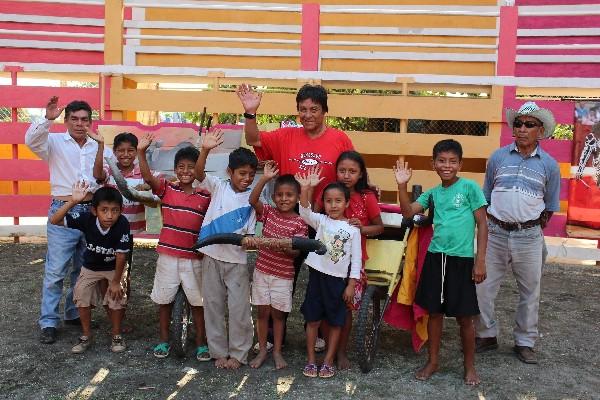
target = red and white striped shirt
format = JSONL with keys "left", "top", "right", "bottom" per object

{"left": 104, "top": 164, "right": 157, "bottom": 234}
{"left": 255, "top": 205, "right": 308, "bottom": 280}
{"left": 153, "top": 178, "right": 211, "bottom": 259}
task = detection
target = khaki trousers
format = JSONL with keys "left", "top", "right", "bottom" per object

{"left": 202, "top": 255, "right": 253, "bottom": 363}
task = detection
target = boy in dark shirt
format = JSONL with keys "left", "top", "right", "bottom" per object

{"left": 50, "top": 183, "right": 131, "bottom": 354}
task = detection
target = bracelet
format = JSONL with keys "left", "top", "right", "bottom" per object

{"left": 243, "top": 112, "right": 256, "bottom": 120}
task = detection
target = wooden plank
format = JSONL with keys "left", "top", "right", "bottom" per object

{"left": 110, "top": 87, "right": 502, "bottom": 121}
{"left": 368, "top": 168, "right": 484, "bottom": 192}
{"left": 0, "top": 122, "right": 67, "bottom": 144}
{"left": 349, "top": 131, "right": 500, "bottom": 158}
{"left": 0, "top": 224, "right": 46, "bottom": 237}
{"left": 0, "top": 195, "right": 51, "bottom": 217}
{"left": 0, "top": 160, "right": 49, "bottom": 180}
{"left": 0, "top": 86, "right": 100, "bottom": 109}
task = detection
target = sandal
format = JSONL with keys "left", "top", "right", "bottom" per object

{"left": 153, "top": 342, "right": 170, "bottom": 359}
{"left": 302, "top": 363, "right": 318, "bottom": 378}
{"left": 319, "top": 364, "right": 336, "bottom": 379}
{"left": 196, "top": 345, "right": 211, "bottom": 362}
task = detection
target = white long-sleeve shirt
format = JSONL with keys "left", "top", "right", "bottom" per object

{"left": 299, "top": 204, "right": 362, "bottom": 279}
{"left": 25, "top": 118, "right": 113, "bottom": 196}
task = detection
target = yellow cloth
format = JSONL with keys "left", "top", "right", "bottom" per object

{"left": 397, "top": 228, "right": 419, "bottom": 305}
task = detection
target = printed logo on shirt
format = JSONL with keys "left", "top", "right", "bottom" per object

{"left": 324, "top": 229, "right": 351, "bottom": 263}
{"left": 71, "top": 212, "right": 80, "bottom": 219}
{"left": 87, "top": 244, "right": 115, "bottom": 255}
{"left": 289, "top": 152, "right": 333, "bottom": 170}
{"left": 453, "top": 193, "right": 467, "bottom": 209}
{"left": 120, "top": 234, "right": 130, "bottom": 243}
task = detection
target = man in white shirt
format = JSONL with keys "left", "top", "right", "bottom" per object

{"left": 25, "top": 96, "right": 113, "bottom": 344}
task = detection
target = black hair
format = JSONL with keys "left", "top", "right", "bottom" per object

{"left": 296, "top": 84, "right": 328, "bottom": 113}
{"left": 321, "top": 182, "right": 350, "bottom": 203}
{"left": 174, "top": 146, "right": 200, "bottom": 169}
{"left": 64, "top": 100, "right": 92, "bottom": 120}
{"left": 432, "top": 139, "right": 463, "bottom": 161}
{"left": 92, "top": 186, "right": 123, "bottom": 208}
{"left": 113, "top": 132, "right": 138, "bottom": 150}
{"left": 274, "top": 174, "right": 300, "bottom": 194}
{"left": 336, "top": 150, "right": 376, "bottom": 195}
{"left": 228, "top": 147, "right": 258, "bottom": 171}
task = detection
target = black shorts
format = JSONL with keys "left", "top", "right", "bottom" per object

{"left": 415, "top": 252, "right": 479, "bottom": 317}
{"left": 301, "top": 268, "right": 347, "bottom": 327}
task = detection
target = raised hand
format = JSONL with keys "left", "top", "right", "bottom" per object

{"left": 393, "top": 158, "right": 412, "bottom": 185}
{"left": 45, "top": 96, "right": 64, "bottom": 121}
{"left": 236, "top": 83, "right": 262, "bottom": 114}
{"left": 71, "top": 180, "right": 90, "bottom": 203}
{"left": 86, "top": 127, "right": 104, "bottom": 143}
{"left": 306, "top": 165, "right": 324, "bottom": 188}
{"left": 201, "top": 129, "right": 224, "bottom": 150}
{"left": 263, "top": 160, "right": 279, "bottom": 180}
{"left": 138, "top": 133, "right": 155, "bottom": 152}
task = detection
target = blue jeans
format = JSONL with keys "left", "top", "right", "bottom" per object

{"left": 39, "top": 200, "right": 89, "bottom": 329}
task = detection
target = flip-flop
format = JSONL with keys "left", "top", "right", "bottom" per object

{"left": 153, "top": 342, "right": 170, "bottom": 359}
{"left": 196, "top": 345, "right": 211, "bottom": 362}
{"left": 318, "top": 364, "right": 336, "bottom": 379}
{"left": 302, "top": 363, "right": 318, "bottom": 378}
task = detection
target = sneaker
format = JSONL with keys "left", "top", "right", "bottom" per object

{"left": 314, "top": 337, "right": 326, "bottom": 353}
{"left": 253, "top": 341, "right": 273, "bottom": 354}
{"left": 111, "top": 335, "right": 126, "bottom": 353}
{"left": 40, "top": 327, "right": 57, "bottom": 344}
{"left": 72, "top": 336, "right": 92, "bottom": 354}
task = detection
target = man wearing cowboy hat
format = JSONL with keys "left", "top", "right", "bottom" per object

{"left": 475, "top": 101, "right": 561, "bottom": 364}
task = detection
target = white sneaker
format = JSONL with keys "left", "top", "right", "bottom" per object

{"left": 315, "top": 337, "right": 326, "bottom": 353}
{"left": 253, "top": 341, "right": 273, "bottom": 354}
{"left": 72, "top": 336, "right": 92, "bottom": 354}
{"left": 111, "top": 335, "right": 126, "bottom": 353}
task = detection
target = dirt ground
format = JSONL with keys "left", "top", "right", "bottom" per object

{"left": 0, "top": 242, "right": 598, "bottom": 400}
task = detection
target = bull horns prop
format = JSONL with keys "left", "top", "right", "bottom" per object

{"left": 193, "top": 233, "right": 327, "bottom": 255}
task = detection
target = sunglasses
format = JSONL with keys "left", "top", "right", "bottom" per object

{"left": 513, "top": 119, "right": 541, "bottom": 129}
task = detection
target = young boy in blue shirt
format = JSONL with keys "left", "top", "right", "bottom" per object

{"left": 194, "top": 129, "right": 258, "bottom": 369}
{"left": 394, "top": 139, "right": 488, "bottom": 386}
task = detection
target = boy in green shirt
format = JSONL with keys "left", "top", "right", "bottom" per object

{"left": 394, "top": 139, "right": 487, "bottom": 386}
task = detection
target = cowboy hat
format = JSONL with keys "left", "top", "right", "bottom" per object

{"left": 505, "top": 101, "right": 556, "bottom": 139}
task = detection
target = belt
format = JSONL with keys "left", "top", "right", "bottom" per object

{"left": 487, "top": 213, "right": 541, "bottom": 231}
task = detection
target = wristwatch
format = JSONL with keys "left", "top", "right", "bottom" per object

{"left": 243, "top": 112, "right": 256, "bottom": 120}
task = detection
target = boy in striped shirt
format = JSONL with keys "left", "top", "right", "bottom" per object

{"left": 138, "top": 133, "right": 211, "bottom": 361}
{"left": 247, "top": 161, "right": 308, "bottom": 370}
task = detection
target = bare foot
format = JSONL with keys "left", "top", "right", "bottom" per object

{"left": 336, "top": 351, "right": 351, "bottom": 370}
{"left": 273, "top": 351, "right": 287, "bottom": 370}
{"left": 250, "top": 350, "right": 268, "bottom": 369}
{"left": 226, "top": 357, "right": 242, "bottom": 370}
{"left": 415, "top": 362, "right": 439, "bottom": 381}
{"left": 464, "top": 367, "right": 481, "bottom": 386}
{"left": 215, "top": 357, "right": 228, "bottom": 369}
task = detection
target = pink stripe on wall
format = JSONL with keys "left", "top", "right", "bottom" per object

{"left": 518, "top": 15, "right": 600, "bottom": 29}
{"left": 515, "top": 63, "right": 600, "bottom": 78}
{"left": 496, "top": 6, "right": 519, "bottom": 76}
{"left": 0, "top": 48, "right": 103, "bottom": 65}
{"left": 540, "top": 140, "right": 574, "bottom": 163}
{"left": 0, "top": 0, "right": 104, "bottom": 18}
{"left": 518, "top": 37, "right": 600, "bottom": 45}
{"left": 300, "top": 3, "right": 320, "bottom": 71}
{"left": 560, "top": 178, "right": 570, "bottom": 200}
{"left": 518, "top": 49, "right": 600, "bottom": 55}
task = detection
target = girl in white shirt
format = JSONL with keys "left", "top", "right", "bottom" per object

{"left": 295, "top": 167, "right": 361, "bottom": 379}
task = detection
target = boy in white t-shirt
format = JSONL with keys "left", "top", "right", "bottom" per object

{"left": 194, "top": 129, "right": 258, "bottom": 370}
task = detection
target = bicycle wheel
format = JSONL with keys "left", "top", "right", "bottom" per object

{"left": 355, "top": 284, "right": 385, "bottom": 373}
{"left": 170, "top": 287, "right": 192, "bottom": 357}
